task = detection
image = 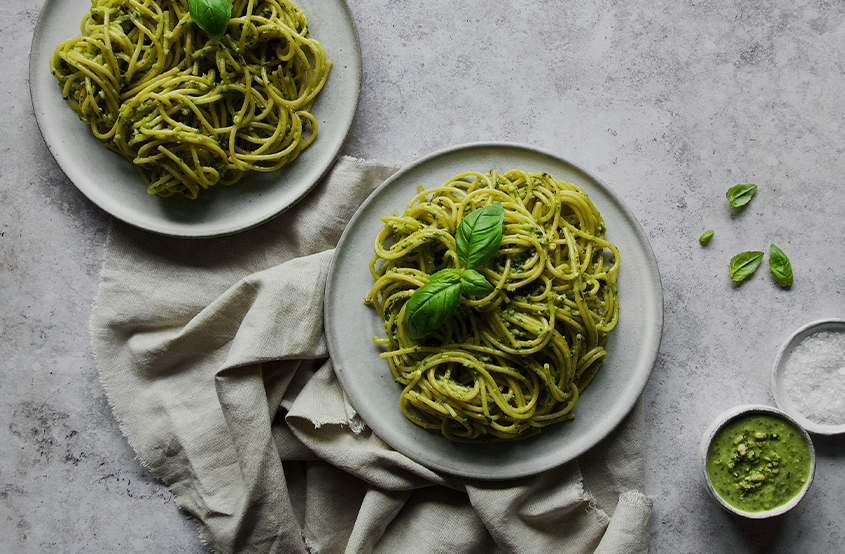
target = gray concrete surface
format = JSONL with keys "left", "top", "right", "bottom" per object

{"left": 4, "top": 0, "right": 845, "bottom": 552}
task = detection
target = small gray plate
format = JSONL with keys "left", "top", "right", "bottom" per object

{"left": 29, "top": 0, "right": 361, "bottom": 237}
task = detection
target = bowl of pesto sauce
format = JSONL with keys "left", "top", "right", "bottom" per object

{"left": 699, "top": 404, "right": 815, "bottom": 518}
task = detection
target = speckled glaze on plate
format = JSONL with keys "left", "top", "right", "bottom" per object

{"left": 324, "top": 142, "right": 664, "bottom": 480}
{"left": 29, "top": 0, "right": 361, "bottom": 238}
{"left": 772, "top": 318, "right": 845, "bottom": 435}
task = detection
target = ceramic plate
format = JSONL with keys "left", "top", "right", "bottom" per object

{"left": 324, "top": 142, "right": 663, "bottom": 480}
{"left": 29, "top": 0, "right": 361, "bottom": 238}
{"left": 772, "top": 318, "right": 845, "bottom": 435}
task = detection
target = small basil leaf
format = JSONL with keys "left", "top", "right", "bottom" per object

{"left": 769, "top": 244, "right": 793, "bottom": 287}
{"left": 726, "top": 183, "right": 757, "bottom": 208}
{"left": 729, "top": 251, "right": 764, "bottom": 282}
{"left": 460, "top": 269, "right": 495, "bottom": 297}
{"left": 456, "top": 203, "right": 504, "bottom": 269}
{"left": 404, "top": 278, "right": 462, "bottom": 339}
{"left": 699, "top": 230, "right": 714, "bottom": 245}
{"left": 188, "top": 0, "right": 232, "bottom": 40}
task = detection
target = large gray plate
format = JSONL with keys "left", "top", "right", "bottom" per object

{"left": 30, "top": 0, "right": 361, "bottom": 238}
{"left": 325, "top": 142, "right": 663, "bottom": 480}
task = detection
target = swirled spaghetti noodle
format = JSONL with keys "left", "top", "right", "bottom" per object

{"left": 49, "top": 0, "right": 330, "bottom": 199}
{"left": 365, "top": 169, "right": 620, "bottom": 441}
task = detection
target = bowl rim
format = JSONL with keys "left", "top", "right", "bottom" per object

{"left": 698, "top": 403, "right": 816, "bottom": 519}
{"left": 771, "top": 318, "right": 845, "bottom": 435}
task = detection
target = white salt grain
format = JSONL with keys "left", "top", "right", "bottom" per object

{"left": 782, "top": 330, "right": 845, "bottom": 426}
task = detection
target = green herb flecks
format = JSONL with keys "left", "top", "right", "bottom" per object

{"left": 699, "top": 230, "right": 714, "bottom": 245}
{"left": 727, "top": 184, "right": 757, "bottom": 209}
{"left": 730, "top": 251, "right": 764, "bottom": 282}
{"left": 769, "top": 244, "right": 793, "bottom": 287}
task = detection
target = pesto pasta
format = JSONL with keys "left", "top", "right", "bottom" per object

{"left": 365, "top": 169, "right": 620, "bottom": 441}
{"left": 49, "top": 0, "right": 330, "bottom": 199}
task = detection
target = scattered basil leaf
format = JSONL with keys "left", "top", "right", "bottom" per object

{"left": 456, "top": 203, "right": 504, "bottom": 269}
{"left": 726, "top": 183, "right": 757, "bottom": 209}
{"left": 729, "top": 251, "right": 764, "bottom": 282}
{"left": 460, "top": 269, "right": 495, "bottom": 297}
{"left": 769, "top": 244, "right": 793, "bottom": 287}
{"left": 188, "top": 0, "right": 232, "bottom": 40}
{"left": 699, "top": 230, "right": 714, "bottom": 245}
{"left": 404, "top": 273, "right": 462, "bottom": 339}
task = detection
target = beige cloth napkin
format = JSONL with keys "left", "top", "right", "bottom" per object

{"left": 90, "top": 156, "right": 653, "bottom": 554}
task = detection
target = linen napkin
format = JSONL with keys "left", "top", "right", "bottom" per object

{"left": 90, "top": 156, "right": 653, "bottom": 554}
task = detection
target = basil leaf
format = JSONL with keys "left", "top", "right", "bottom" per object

{"left": 404, "top": 274, "right": 462, "bottom": 339}
{"left": 729, "top": 251, "right": 764, "bottom": 282}
{"left": 460, "top": 269, "right": 494, "bottom": 297}
{"left": 428, "top": 268, "right": 462, "bottom": 283}
{"left": 769, "top": 244, "right": 793, "bottom": 287}
{"left": 726, "top": 184, "right": 757, "bottom": 208}
{"left": 456, "top": 203, "right": 504, "bottom": 269}
{"left": 699, "top": 230, "right": 714, "bottom": 245}
{"left": 188, "top": 0, "right": 232, "bottom": 40}
{"left": 404, "top": 203, "right": 503, "bottom": 338}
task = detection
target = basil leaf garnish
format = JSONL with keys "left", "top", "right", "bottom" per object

{"left": 188, "top": 0, "right": 232, "bottom": 40}
{"left": 456, "top": 203, "right": 504, "bottom": 269}
{"left": 726, "top": 184, "right": 757, "bottom": 209}
{"left": 460, "top": 269, "right": 494, "bottom": 297}
{"left": 404, "top": 272, "right": 462, "bottom": 339}
{"left": 769, "top": 244, "right": 793, "bottom": 287}
{"left": 699, "top": 230, "right": 714, "bottom": 245}
{"left": 428, "top": 268, "right": 462, "bottom": 283}
{"left": 729, "top": 251, "right": 764, "bottom": 282}
{"left": 404, "top": 204, "right": 504, "bottom": 338}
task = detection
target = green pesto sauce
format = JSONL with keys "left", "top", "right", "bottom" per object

{"left": 707, "top": 413, "right": 811, "bottom": 512}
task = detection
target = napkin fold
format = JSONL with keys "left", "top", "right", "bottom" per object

{"left": 90, "top": 156, "right": 653, "bottom": 554}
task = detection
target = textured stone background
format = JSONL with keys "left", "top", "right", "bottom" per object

{"left": 3, "top": 0, "right": 845, "bottom": 552}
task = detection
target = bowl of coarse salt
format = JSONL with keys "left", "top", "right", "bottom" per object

{"left": 772, "top": 318, "right": 845, "bottom": 435}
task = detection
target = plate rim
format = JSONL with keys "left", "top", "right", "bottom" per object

{"left": 29, "top": 0, "right": 362, "bottom": 238}
{"left": 325, "top": 141, "right": 664, "bottom": 480}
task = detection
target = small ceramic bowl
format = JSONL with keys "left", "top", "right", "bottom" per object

{"left": 699, "top": 404, "right": 816, "bottom": 519}
{"left": 772, "top": 318, "right": 845, "bottom": 435}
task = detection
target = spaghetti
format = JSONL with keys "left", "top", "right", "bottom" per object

{"left": 49, "top": 0, "right": 330, "bottom": 199}
{"left": 365, "top": 169, "right": 620, "bottom": 441}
